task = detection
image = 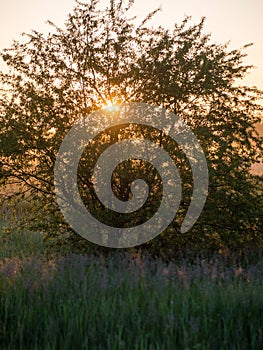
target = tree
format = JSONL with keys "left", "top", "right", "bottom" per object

{"left": 0, "top": 0, "right": 262, "bottom": 254}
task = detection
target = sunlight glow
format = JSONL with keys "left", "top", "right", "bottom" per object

{"left": 102, "top": 100, "right": 120, "bottom": 112}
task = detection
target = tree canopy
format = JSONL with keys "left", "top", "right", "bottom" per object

{"left": 0, "top": 0, "right": 262, "bottom": 254}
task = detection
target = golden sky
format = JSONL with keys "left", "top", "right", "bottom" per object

{"left": 1, "top": 0, "right": 262, "bottom": 175}
{"left": 0, "top": 0, "right": 263, "bottom": 90}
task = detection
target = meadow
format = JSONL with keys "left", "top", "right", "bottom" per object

{"left": 0, "top": 222, "right": 263, "bottom": 350}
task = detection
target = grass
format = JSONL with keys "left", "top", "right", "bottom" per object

{"left": 0, "top": 223, "right": 263, "bottom": 349}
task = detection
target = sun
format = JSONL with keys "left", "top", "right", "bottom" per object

{"left": 102, "top": 100, "right": 120, "bottom": 112}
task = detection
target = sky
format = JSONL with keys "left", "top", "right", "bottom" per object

{"left": 0, "top": 0, "right": 262, "bottom": 175}
{"left": 1, "top": 0, "right": 263, "bottom": 90}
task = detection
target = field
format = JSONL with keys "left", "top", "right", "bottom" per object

{"left": 0, "top": 223, "right": 263, "bottom": 350}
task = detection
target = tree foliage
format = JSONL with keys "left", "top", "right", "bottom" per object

{"left": 0, "top": 0, "right": 262, "bottom": 254}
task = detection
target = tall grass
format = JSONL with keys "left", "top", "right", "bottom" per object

{"left": 0, "top": 227, "right": 262, "bottom": 349}
{"left": 0, "top": 197, "right": 262, "bottom": 350}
